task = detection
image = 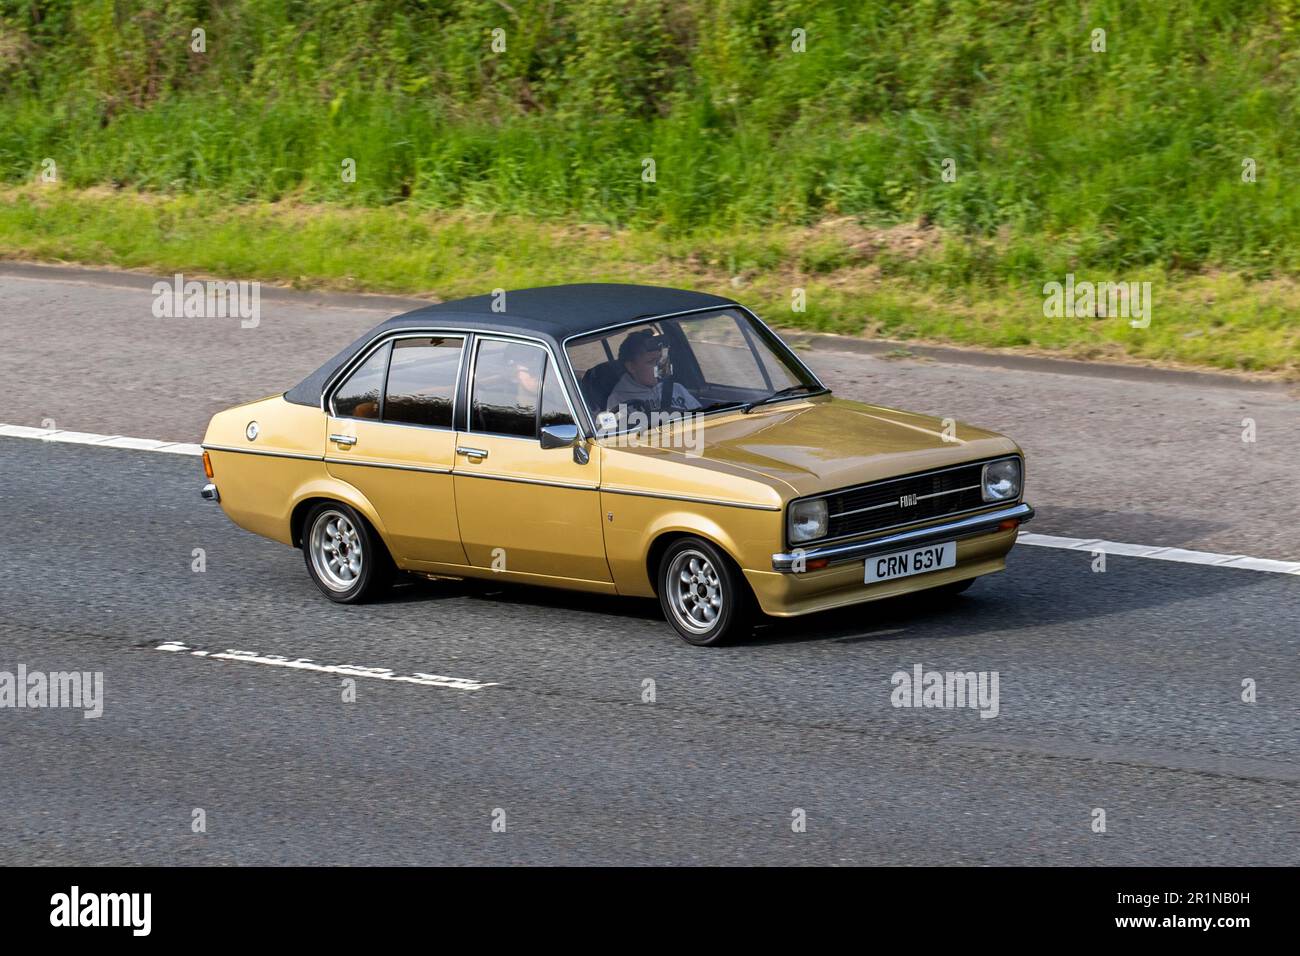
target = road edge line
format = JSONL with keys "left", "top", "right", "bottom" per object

{"left": 1017, "top": 532, "right": 1300, "bottom": 575}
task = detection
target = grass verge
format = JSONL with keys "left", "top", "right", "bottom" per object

{"left": 2, "top": 187, "right": 1295, "bottom": 379}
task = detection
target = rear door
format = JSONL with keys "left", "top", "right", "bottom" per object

{"left": 325, "top": 334, "right": 468, "bottom": 566}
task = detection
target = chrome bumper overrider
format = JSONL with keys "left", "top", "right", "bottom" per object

{"left": 771, "top": 502, "right": 1034, "bottom": 573}
{"left": 200, "top": 483, "right": 220, "bottom": 503}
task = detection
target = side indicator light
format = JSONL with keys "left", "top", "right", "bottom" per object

{"left": 202, "top": 451, "right": 214, "bottom": 479}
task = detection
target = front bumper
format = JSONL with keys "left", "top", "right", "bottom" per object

{"left": 771, "top": 502, "right": 1033, "bottom": 572}
{"left": 747, "top": 503, "right": 1033, "bottom": 617}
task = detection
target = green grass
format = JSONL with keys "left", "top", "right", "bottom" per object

{"left": 3, "top": 187, "right": 1294, "bottom": 377}
{"left": 2, "top": 2, "right": 1299, "bottom": 267}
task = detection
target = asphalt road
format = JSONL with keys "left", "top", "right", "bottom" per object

{"left": 1, "top": 437, "right": 1296, "bottom": 865}
{"left": 1, "top": 263, "right": 1297, "bottom": 866}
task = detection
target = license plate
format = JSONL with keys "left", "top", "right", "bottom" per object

{"left": 864, "top": 541, "right": 956, "bottom": 583}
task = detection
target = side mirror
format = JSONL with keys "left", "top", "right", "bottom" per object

{"left": 539, "top": 423, "right": 580, "bottom": 450}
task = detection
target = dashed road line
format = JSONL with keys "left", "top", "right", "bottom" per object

{"left": 5, "top": 424, "right": 1298, "bottom": 574}
{"left": 155, "top": 641, "right": 498, "bottom": 691}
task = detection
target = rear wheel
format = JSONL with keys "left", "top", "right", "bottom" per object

{"left": 657, "top": 537, "right": 752, "bottom": 646}
{"left": 302, "top": 502, "right": 394, "bottom": 603}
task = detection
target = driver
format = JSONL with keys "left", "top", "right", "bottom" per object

{"left": 503, "top": 343, "right": 543, "bottom": 407}
{"left": 604, "top": 330, "right": 701, "bottom": 422}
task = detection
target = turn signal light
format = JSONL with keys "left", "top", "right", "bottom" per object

{"left": 998, "top": 519, "right": 1020, "bottom": 531}
{"left": 202, "top": 450, "right": 214, "bottom": 479}
{"left": 806, "top": 558, "right": 830, "bottom": 571}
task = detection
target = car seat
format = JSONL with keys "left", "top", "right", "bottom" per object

{"left": 580, "top": 359, "right": 626, "bottom": 413}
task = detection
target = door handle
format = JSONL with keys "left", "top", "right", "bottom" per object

{"left": 456, "top": 445, "right": 489, "bottom": 460}
{"left": 330, "top": 433, "right": 358, "bottom": 447}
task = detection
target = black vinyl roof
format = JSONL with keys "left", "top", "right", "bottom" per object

{"left": 285, "top": 283, "right": 736, "bottom": 407}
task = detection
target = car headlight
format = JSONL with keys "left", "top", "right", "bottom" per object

{"left": 788, "top": 498, "right": 828, "bottom": 544}
{"left": 982, "top": 457, "right": 1022, "bottom": 502}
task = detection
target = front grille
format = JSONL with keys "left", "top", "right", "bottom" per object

{"left": 822, "top": 461, "right": 991, "bottom": 541}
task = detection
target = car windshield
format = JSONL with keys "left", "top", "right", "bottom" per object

{"left": 566, "top": 307, "right": 824, "bottom": 431}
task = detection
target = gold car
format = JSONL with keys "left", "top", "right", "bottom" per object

{"left": 200, "top": 284, "right": 1033, "bottom": 645}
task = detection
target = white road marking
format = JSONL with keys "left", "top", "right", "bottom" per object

{"left": 1017, "top": 532, "right": 1300, "bottom": 575}
{"left": 4, "top": 423, "right": 1298, "bottom": 575}
{"left": 0, "top": 423, "right": 202, "bottom": 455}
{"left": 156, "top": 641, "right": 498, "bottom": 691}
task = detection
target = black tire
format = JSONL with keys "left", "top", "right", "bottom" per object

{"left": 656, "top": 537, "right": 752, "bottom": 646}
{"left": 301, "top": 502, "right": 394, "bottom": 603}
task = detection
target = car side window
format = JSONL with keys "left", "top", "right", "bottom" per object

{"left": 540, "top": 357, "right": 575, "bottom": 430}
{"left": 384, "top": 337, "right": 463, "bottom": 429}
{"left": 470, "top": 339, "right": 547, "bottom": 438}
{"left": 332, "top": 342, "right": 391, "bottom": 419}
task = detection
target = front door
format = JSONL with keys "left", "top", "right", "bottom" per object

{"left": 452, "top": 337, "right": 610, "bottom": 583}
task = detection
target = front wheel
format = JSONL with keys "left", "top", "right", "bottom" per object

{"left": 302, "top": 502, "right": 394, "bottom": 603}
{"left": 657, "top": 537, "right": 752, "bottom": 646}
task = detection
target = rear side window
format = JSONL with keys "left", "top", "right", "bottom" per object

{"left": 384, "top": 337, "right": 463, "bottom": 429}
{"left": 332, "top": 343, "right": 390, "bottom": 419}
{"left": 470, "top": 339, "right": 547, "bottom": 438}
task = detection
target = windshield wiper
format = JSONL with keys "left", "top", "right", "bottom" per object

{"left": 741, "top": 383, "right": 827, "bottom": 413}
